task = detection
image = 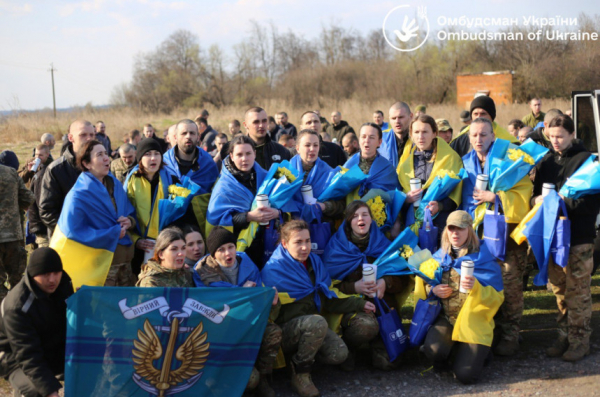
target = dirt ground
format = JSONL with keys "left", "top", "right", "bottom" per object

{"left": 0, "top": 275, "right": 598, "bottom": 397}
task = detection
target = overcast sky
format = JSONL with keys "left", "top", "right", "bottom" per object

{"left": 0, "top": 0, "right": 597, "bottom": 110}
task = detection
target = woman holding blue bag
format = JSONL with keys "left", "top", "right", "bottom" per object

{"left": 418, "top": 211, "right": 504, "bottom": 384}
{"left": 322, "top": 200, "right": 413, "bottom": 370}
{"left": 531, "top": 115, "right": 600, "bottom": 362}
{"left": 397, "top": 114, "right": 463, "bottom": 249}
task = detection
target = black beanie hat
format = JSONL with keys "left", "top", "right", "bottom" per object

{"left": 470, "top": 95, "right": 496, "bottom": 121}
{"left": 136, "top": 138, "right": 163, "bottom": 163}
{"left": 27, "top": 247, "right": 63, "bottom": 277}
{"left": 0, "top": 150, "right": 19, "bottom": 171}
{"left": 207, "top": 227, "right": 237, "bottom": 257}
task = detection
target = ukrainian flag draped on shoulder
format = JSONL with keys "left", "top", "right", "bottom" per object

{"left": 193, "top": 252, "right": 261, "bottom": 288}
{"left": 290, "top": 155, "right": 334, "bottom": 204}
{"left": 461, "top": 139, "right": 537, "bottom": 228}
{"left": 414, "top": 242, "right": 504, "bottom": 346}
{"left": 344, "top": 153, "right": 400, "bottom": 197}
{"left": 261, "top": 245, "right": 341, "bottom": 311}
{"left": 206, "top": 161, "right": 267, "bottom": 251}
{"left": 65, "top": 286, "right": 274, "bottom": 396}
{"left": 51, "top": 172, "right": 135, "bottom": 289}
{"left": 322, "top": 220, "right": 390, "bottom": 281}
{"left": 124, "top": 165, "right": 171, "bottom": 242}
{"left": 378, "top": 131, "right": 412, "bottom": 169}
{"left": 398, "top": 138, "right": 465, "bottom": 230}
{"left": 163, "top": 147, "right": 219, "bottom": 235}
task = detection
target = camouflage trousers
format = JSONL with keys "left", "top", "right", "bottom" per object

{"left": 340, "top": 311, "right": 379, "bottom": 347}
{"left": 548, "top": 243, "right": 593, "bottom": 347}
{"left": 104, "top": 263, "right": 135, "bottom": 287}
{"left": 255, "top": 322, "right": 282, "bottom": 374}
{"left": 281, "top": 314, "right": 348, "bottom": 370}
{"left": 496, "top": 246, "right": 527, "bottom": 343}
{"left": 0, "top": 241, "right": 26, "bottom": 300}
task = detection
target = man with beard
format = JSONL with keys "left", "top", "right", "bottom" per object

{"left": 110, "top": 144, "right": 137, "bottom": 184}
{"left": 163, "top": 120, "right": 219, "bottom": 235}
{"left": 342, "top": 133, "right": 359, "bottom": 157}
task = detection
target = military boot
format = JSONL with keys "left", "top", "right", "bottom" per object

{"left": 546, "top": 337, "right": 569, "bottom": 358}
{"left": 562, "top": 342, "right": 590, "bottom": 362}
{"left": 290, "top": 361, "right": 319, "bottom": 397}
{"left": 372, "top": 347, "right": 398, "bottom": 371}
{"left": 256, "top": 374, "right": 275, "bottom": 397}
{"left": 494, "top": 339, "right": 519, "bottom": 356}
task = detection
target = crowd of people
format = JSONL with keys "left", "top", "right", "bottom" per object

{"left": 0, "top": 96, "right": 596, "bottom": 397}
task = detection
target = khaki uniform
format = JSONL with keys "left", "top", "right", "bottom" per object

{"left": 0, "top": 165, "right": 34, "bottom": 299}
{"left": 438, "top": 268, "right": 469, "bottom": 326}
{"left": 547, "top": 243, "right": 593, "bottom": 348}
{"left": 496, "top": 230, "right": 528, "bottom": 343}
{"left": 110, "top": 158, "right": 133, "bottom": 184}
{"left": 136, "top": 260, "right": 193, "bottom": 288}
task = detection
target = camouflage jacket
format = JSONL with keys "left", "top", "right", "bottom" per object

{"left": 439, "top": 268, "right": 468, "bottom": 326}
{"left": 17, "top": 155, "right": 53, "bottom": 188}
{"left": 110, "top": 158, "right": 135, "bottom": 184}
{"left": 136, "top": 260, "right": 193, "bottom": 288}
{"left": 0, "top": 165, "right": 34, "bottom": 243}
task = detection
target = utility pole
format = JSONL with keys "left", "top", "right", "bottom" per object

{"left": 49, "top": 63, "right": 57, "bottom": 118}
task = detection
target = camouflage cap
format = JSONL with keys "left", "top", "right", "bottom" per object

{"left": 415, "top": 104, "right": 427, "bottom": 113}
{"left": 446, "top": 210, "right": 472, "bottom": 229}
{"left": 436, "top": 119, "right": 452, "bottom": 132}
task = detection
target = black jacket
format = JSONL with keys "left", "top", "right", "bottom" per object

{"left": 526, "top": 128, "right": 552, "bottom": 149}
{"left": 319, "top": 139, "right": 347, "bottom": 168}
{"left": 220, "top": 135, "right": 291, "bottom": 171}
{"left": 0, "top": 272, "right": 74, "bottom": 396}
{"left": 533, "top": 142, "right": 600, "bottom": 245}
{"left": 28, "top": 163, "right": 48, "bottom": 236}
{"left": 449, "top": 133, "right": 471, "bottom": 158}
{"left": 39, "top": 146, "right": 82, "bottom": 235}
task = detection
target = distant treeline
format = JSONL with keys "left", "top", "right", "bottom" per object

{"left": 111, "top": 14, "right": 600, "bottom": 113}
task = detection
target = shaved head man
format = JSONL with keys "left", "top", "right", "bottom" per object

{"left": 378, "top": 101, "right": 412, "bottom": 168}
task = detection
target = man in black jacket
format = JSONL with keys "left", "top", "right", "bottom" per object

{"left": 244, "top": 107, "right": 291, "bottom": 170}
{"left": 532, "top": 115, "right": 600, "bottom": 362}
{"left": 525, "top": 108, "right": 563, "bottom": 149}
{"left": 39, "top": 119, "right": 95, "bottom": 237}
{"left": 0, "top": 247, "right": 74, "bottom": 397}
{"left": 299, "top": 111, "right": 347, "bottom": 167}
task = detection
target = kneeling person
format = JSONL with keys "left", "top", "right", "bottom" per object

{"left": 262, "top": 220, "right": 376, "bottom": 397}
{"left": 0, "top": 248, "right": 74, "bottom": 397}
{"left": 194, "top": 226, "right": 281, "bottom": 396}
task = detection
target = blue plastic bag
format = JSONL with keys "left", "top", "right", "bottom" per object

{"left": 558, "top": 155, "right": 600, "bottom": 199}
{"left": 418, "top": 208, "right": 439, "bottom": 253}
{"left": 483, "top": 195, "right": 507, "bottom": 261}
{"left": 374, "top": 297, "right": 408, "bottom": 362}
{"left": 301, "top": 205, "right": 331, "bottom": 257}
{"left": 409, "top": 291, "right": 441, "bottom": 347}
{"left": 550, "top": 199, "right": 571, "bottom": 268}
{"left": 263, "top": 216, "right": 282, "bottom": 265}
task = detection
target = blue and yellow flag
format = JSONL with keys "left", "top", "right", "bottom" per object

{"left": 322, "top": 220, "right": 390, "bottom": 281}
{"left": 511, "top": 190, "right": 562, "bottom": 286}
{"left": 461, "top": 139, "right": 534, "bottom": 228}
{"left": 316, "top": 164, "right": 367, "bottom": 202}
{"left": 558, "top": 154, "right": 600, "bottom": 199}
{"left": 124, "top": 166, "right": 172, "bottom": 243}
{"left": 51, "top": 172, "right": 135, "bottom": 288}
{"left": 290, "top": 155, "right": 334, "bottom": 202}
{"left": 262, "top": 245, "right": 340, "bottom": 311}
{"left": 192, "top": 252, "right": 261, "bottom": 288}
{"left": 344, "top": 153, "right": 401, "bottom": 197}
{"left": 206, "top": 161, "right": 267, "bottom": 251}
{"left": 65, "top": 286, "right": 274, "bottom": 397}
{"left": 163, "top": 147, "right": 219, "bottom": 235}
{"left": 378, "top": 131, "right": 412, "bottom": 169}
{"left": 413, "top": 242, "right": 504, "bottom": 346}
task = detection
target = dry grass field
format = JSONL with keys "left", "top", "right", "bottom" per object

{"left": 0, "top": 99, "right": 570, "bottom": 151}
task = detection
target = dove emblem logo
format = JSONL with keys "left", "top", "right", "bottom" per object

{"left": 382, "top": 5, "right": 429, "bottom": 52}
